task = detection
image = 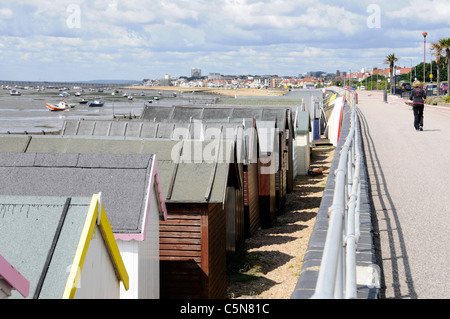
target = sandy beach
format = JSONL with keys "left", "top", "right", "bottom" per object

{"left": 127, "top": 86, "right": 288, "bottom": 97}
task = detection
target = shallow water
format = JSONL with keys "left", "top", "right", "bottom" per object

{"left": 0, "top": 87, "right": 180, "bottom": 133}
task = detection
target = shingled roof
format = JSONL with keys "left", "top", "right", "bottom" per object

{"left": 140, "top": 105, "right": 290, "bottom": 131}
{"left": 0, "top": 152, "right": 165, "bottom": 235}
{"left": 61, "top": 120, "right": 202, "bottom": 139}
{"left": 0, "top": 136, "right": 237, "bottom": 204}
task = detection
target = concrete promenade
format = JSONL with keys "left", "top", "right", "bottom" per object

{"left": 357, "top": 91, "right": 450, "bottom": 299}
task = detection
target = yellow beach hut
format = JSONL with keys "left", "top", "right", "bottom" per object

{"left": 0, "top": 195, "right": 129, "bottom": 299}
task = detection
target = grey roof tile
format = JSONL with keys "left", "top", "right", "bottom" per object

{"left": 0, "top": 152, "right": 155, "bottom": 234}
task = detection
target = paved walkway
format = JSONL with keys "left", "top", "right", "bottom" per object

{"left": 357, "top": 91, "right": 450, "bottom": 299}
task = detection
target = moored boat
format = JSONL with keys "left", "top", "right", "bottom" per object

{"left": 46, "top": 101, "right": 70, "bottom": 111}
{"left": 87, "top": 100, "right": 104, "bottom": 107}
{"left": 79, "top": 98, "right": 89, "bottom": 104}
{"left": 10, "top": 89, "right": 21, "bottom": 96}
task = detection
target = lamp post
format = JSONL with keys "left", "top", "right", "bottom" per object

{"left": 406, "top": 58, "right": 412, "bottom": 83}
{"left": 349, "top": 69, "right": 351, "bottom": 88}
{"left": 422, "top": 32, "right": 427, "bottom": 83}
{"left": 430, "top": 50, "right": 433, "bottom": 84}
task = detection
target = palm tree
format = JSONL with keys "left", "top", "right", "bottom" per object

{"left": 440, "top": 38, "right": 450, "bottom": 96}
{"left": 430, "top": 41, "right": 443, "bottom": 95}
{"left": 384, "top": 53, "right": 399, "bottom": 93}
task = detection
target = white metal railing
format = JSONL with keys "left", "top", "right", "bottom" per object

{"left": 312, "top": 90, "right": 362, "bottom": 299}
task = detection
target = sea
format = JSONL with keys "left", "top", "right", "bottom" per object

{"left": 0, "top": 84, "right": 322, "bottom": 134}
{"left": 0, "top": 85, "right": 180, "bottom": 134}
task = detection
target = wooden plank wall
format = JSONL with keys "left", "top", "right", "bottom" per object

{"left": 159, "top": 203, "right": 226, "bottom": 299}
{"left": 235, "top": 185, "right": 245, "bottom": 252}
{"left": 225, "top": 187, "right": 236, "bottom": 256}
{"left": 206, "top": 203, "right": 227, "bottom": 299}
{"left": 258, "top": 159, "right": 276, "bottom": 228}
{"left": 225, "top": 185, "right": 245, "bottom": 257}
{"left": 160, "top": 205, "right": 203, "bottom": 299}
{"left": 244, "top": 163, "right": 260, "bottom": 238}
{"left": 286, "top": 128, "right": 294, "bottom": 193}
{"left": 276, "top": 131, "right": 287, "bottom": 210}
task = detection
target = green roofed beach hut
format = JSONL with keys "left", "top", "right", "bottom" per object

{"left": 0, "top": 195, "right": 129, "bottom": 299}
{"left": 0, "top": 150, "right": 167, "bottom": 299}
{"left": 0, "top": 135, "right": 242, "bottom": 299}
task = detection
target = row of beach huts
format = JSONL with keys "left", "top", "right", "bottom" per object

{"left": 0, "top": 89, "right": 346, "bottom": 299}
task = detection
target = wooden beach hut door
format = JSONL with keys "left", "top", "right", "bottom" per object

{"left": 225, "top": 186, "right": 236, "bottom": 256}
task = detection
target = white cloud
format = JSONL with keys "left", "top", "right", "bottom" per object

{"left": 387, "top": 0, "right": 450, "bottom": 24}
{"left": 0, "top": 8, "right": 13, "bottom": 19}
{"left": 0, "top": 0, "right": 448, "bottom": 81}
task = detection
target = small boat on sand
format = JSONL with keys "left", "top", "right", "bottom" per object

{"left": 79, "top": 98, "right": 89, "bottom": 104}
{"left": 87, "top": 100, "right": 104, "bottom": 107}
{"left": 46, "top": 101, "right": 70, "bottom": 111}
{"left": 10, "top": 89, "right": 21, "bottom": 96}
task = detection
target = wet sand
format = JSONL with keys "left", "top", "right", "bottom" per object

{"left": 0, "top": 85, "right": 296, "bottom": 133}
{"left": 128, "top": 86, "right": 287, "bottom": 97}
{"left": 0, "top": 87, "right": 181, "bottom": 133}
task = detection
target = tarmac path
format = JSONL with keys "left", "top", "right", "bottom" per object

{"left": 356, "top": 90, "right": 450, "bottom": 299}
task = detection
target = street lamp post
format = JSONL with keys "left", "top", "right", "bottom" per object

{"left": 349, "top": 69, "right": 351, "bottom": 88}
{"left": 422, "top": 32, "right": 427, "bottom": 83}
{"left": 408, "top": 58, "right": 412, "bottom": 83}
{"left": 430, "top": 51, "right": 433, "bottom": 84}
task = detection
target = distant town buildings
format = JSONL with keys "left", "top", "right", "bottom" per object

{"left": 142, "top": 66, "right": 412, "bottom": 89}
{"left": 191, "top": 68, "right": 202, "bottom": 78}
{"left": 208, "top": 73, "right": 222, "bottom": 80}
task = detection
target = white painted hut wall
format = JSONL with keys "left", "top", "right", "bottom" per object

{"left": 74, "top": 224, "right": 120, "bottom": 299}
{"left": 118, "top": 240, "right": 139, "bottom": 299}
{"left": 295, "top": 133, "right": 310, "bottom": 176}
{"left": 292, "top": 138, "right": 298, "bottom": 178}
{"left": 137, "top": 189, "right": 160, "bottom": 299}
{"left": 118, "top": 189, "right": 160, "bottom": 299}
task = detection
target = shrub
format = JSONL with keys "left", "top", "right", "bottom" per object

{"left": 425, "top": 97, "right": 439, "bottom": 105}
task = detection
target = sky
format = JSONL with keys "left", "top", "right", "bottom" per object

{"left": 0, "top": 0, "right": 449, "bottom": 82}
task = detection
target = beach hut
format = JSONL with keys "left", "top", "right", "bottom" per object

{"left": 259, "top": 107, "right": 294, "bottom": 196}
{"left": 140, "top": 105, "right": 291, "bottom": 210}
{"left": 0, "top": 150, "right": 166, "bottom": 299}
{"left": 58, "top": 125, "right": 245, "bottom": 256}
{"left": 0, "top": 254, "right": 30, "bottom": 299}
{"left": 202, "top": 119, "right": 260, "bottom": 238}
{"left": 293, "top": 109, "right": 312, "bottom": 176}
{"left": 201, "top": 122, "right": 247, "bottom": 244}
{"left": 113, "top": 155, "right": 168, "bottom": 299}
{"left": 0, "top": 194, "right": 129, "bottom": 299}
{"left": 74, "top": 117, "right": 258, "bottom": 241}
{"left": 255, "top": 120, "right": 278, "bottom": 227}
{"left": 241, "top": 119, "right": 261, "bottom": 237}
{"left": 61, "top": 120, "right": 202, "bottom": 140}
{"left": 157, "top": 140, "right": 240, "bottom": 299}
{"left": 210, "top": 106, "right": 288, "bottom": 209}
{"left": 0, "top": 135, "right": 241, "bottom": 299}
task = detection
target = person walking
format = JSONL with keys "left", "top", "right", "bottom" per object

{"left": 409, "top": 80, "right": 427, "bottom": 131}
